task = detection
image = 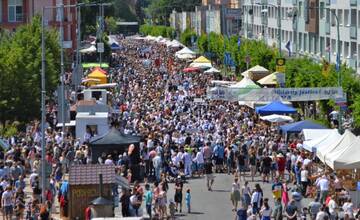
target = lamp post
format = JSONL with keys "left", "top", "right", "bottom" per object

{"left": 331, "top": 10, "right": 343, "bottom": 133}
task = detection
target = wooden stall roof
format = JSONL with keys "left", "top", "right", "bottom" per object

{"left": 69, "top": 164, "right": 115, "bottom": 185}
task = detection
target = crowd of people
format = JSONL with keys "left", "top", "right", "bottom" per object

{"left": 0, "top": 35, "right": 359, "bottom": 220}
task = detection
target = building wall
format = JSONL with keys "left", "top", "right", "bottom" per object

{"left": 0, "top": 0, "right": 77, "bottom": 49}
{"left": 243, "top": 0, "right": 360, "bottom": 74}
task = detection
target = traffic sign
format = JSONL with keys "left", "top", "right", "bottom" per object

{"left": 97, "top": 43, "right": 104, "bottom": 53}
{"left": 276, "top": 58, "right": 286, "bottom": 73}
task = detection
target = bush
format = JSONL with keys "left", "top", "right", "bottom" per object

{"left": 180, "top": 28, "right": 197, "bottom": 47}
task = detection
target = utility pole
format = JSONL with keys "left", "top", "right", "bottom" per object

{"left": 277, "top": 0, "right": 282, "bottom": 57}
{"left": 59, "top": 4, "right": 66, "bottom": 139}
{"left": 40, "top": 6, "right": 46, "bottom": 204}
{"left": 293, "top": 0, "right": 298, "bottom": 57}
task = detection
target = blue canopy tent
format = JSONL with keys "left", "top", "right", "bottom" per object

{"left": 280, "top": 120, "right": 326, "bottom": 134}
{"left": 111, "top": 42, "right": 122, "bottom": 50}
{"left": 255, "top": 101, "right": 297, "bottom": 115}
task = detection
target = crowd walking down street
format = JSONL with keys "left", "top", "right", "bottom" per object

{"left": 0, "top": 35, "right": 359, "bottom": 220}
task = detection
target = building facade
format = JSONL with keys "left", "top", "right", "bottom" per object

{"left": 0, "top": 0, "right": 77, "bottom": 49}
{"left": 170, "top": 4, "right": 242, "bottom": 36}
{"left": 243, "top": 0, "right": 360, "bottom": 74}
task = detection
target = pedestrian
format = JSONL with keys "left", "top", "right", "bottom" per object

{"left": 260, "top": 198, "right": 272, "bottom": 220}
{"left": 185, "top": 188, "right": 191, "bottom": 213}
{"left": 144, "top": 183, "right": 153, "bottom": 219}
{"left": 327, "top": 195, "right": 337, "bottom": 220}
{"left": 236, "top": 150, "right": 246, "bottom": 181}
{"left": 282, "top": 181, "right": 290, "bottom": 208}
{"left": 251, "top": 184, "right": 263, "bottom": 215}
{"left": 242, "top": 181, "right": 252, "bottom": 209}
{"left": 300, "top": 166, "right": 310, "bottom": 197}
{"left": 272, "top": 177, "right": 283, "bottom": 201}
{"left": 169, "top": 199, "right": 176, "bottom": 219}
{"left": 2, "top": 186, "right": 13, "bottom": 220}
{"left": 309, "top": 198, "right": 322, "bottom": 220}
{"left": 315, "top": 205, "right": 328, "bottom": 220}
{"left": 249, "top": 151, "right": 257, "bottom": 182}
{"left": 174, "top": 176, "right": 183, "bottom": 212}
{"left": 120, "top": 188, "right": 130, "bottom": 217}
{"left": 231, "top": 177, "right": 241, "bottom": 212}
{"left": 236, "top": 202, "right": 248, "bottom": 220}
{"left": 342, "top": 198, "right": 354, "bottom": 219}
{"left": 204, "top": 159, "right": 214, "bottom": 191}
{"left": 285, "top": 200, "right": 298, "bottom": 220}
{"left": 317, "top": 175, "right": 330, "bottom": 204}
{"left": 273, "top": 198, "right": 283, "bottom": 220}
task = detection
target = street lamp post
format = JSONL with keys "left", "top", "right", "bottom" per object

{"left": 331, "top": 11, "right": 343, "bottom": 133}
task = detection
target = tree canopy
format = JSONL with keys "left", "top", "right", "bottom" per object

{"left": 0, "top": 16, "right": 60, "bottom": 125}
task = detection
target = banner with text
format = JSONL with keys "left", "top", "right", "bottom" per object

{"left": 207, "top": 87, "right": 344, "bottom": 102}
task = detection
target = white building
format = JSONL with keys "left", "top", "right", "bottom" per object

{"left": 243, "top": 0, "right": 360, "bottom": 74}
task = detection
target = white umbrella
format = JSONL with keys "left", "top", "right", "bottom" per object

{"left": 189, "top": 62, "right": 212, "bottom": 68}
{"left": 260, "top": 114, "right": 294, "bottom": 123}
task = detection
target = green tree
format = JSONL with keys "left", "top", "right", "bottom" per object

{"left": 105, "top": 16, "right": 118, "bottom": 34}
{"left": 180, "top": 28, "right": 197, "bottom": 47}
{"left": 0, "top": 16, "right": 60, "bottom": 125}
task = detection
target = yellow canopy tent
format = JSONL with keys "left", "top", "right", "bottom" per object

{"left": 87, "top": 68, "right": 107, "bottom": 85}
{"left": 193, "top": 56, "right": 211, "bottom": 63}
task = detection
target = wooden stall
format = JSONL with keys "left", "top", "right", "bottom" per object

{"left": 67, "top": 164, "right": 115, "bottom": 220}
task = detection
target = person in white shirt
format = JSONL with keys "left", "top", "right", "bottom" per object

{"left": 193, "top": 149, "right": 204, "bottom": 176}
{"left": 316, "top": 175, "right": 329, "bottom": 204}
{"left": 2, "top": 186, "right": 13, "bottom": 220}
{"left": 104, "top": 155, "right": 114, "bottom": 165}
{"left": 342, "top": 198, "right": 354, "bottom": 218}
{"left": 316, "top": 206, "right": 328, "bottom": 220}
{"left": 300, "top": 167, "right": 309, "bottom": 196}
{"left": 182, "top": 149, "right": 192, "bottom": 177}
{"left": 327, "top": 195, "right": 337, "bottom": 220}
{"left": 251, "top": 185, "right": 263, "bottom": 215}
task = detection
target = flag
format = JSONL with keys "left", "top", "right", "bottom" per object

{"left": 336, "top": 53, "right": 340, "bottom": 72}
{"left": 285, "top": 41, "right": 291, "bottom": 57}
{"left": 237, "top": 37, "right": 241, "bottom": 49}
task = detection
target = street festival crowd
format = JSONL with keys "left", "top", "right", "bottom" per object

{"left": 0, "top": 36, "right": 359, "bottom": 220}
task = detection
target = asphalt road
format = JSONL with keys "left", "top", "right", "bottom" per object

{"left": 112, "top": 172, "right": 312, "bottom": 220}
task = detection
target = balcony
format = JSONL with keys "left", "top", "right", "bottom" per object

{"left": 350, "top": 26, "right": 357, "bottom": 39}
{"left": 325, "top": 0, "right": 330, "bottom": 5}
{"left": 350, "top": 0, "right": 357, "bottom": 6}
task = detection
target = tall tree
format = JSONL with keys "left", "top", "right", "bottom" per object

{"left": 0, "top": 16, "right": 60, "bottom": 124}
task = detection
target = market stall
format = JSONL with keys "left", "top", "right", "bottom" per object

{"left": 256, "top": 101, "right": 297, "bottom": 115}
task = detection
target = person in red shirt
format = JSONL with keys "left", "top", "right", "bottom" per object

{"left": 85, "top": 204, "right": 93, "bottom": 220}
{"left": 277, "top": 153, "right": 286, "bottom": 181}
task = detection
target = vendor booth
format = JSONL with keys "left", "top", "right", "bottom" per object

{"left": 175, "top": 47, "right": 195, "bottom": 59}
{"left": 90, "top": 128, "right": 142, "bottom": 181}
{"left": 189, "top": 56, "right": 212, "bottom": 68}
{"left": 241, "top": 65, "right": 270, "bottom": 81}
{"left": 280, "top": 120, "right": 326, "bottom": 134}
{"left": 86, "top": 68, "right": 108, "bottom": 85}
{"left": 256, "top": 101, "right": 297, "bottom": 115}
{"left": 302, "top": 129, "right": 340, "bottom": 152}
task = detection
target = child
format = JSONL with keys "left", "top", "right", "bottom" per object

{"left": 144, "top": 184, "right": 153, "bottom": 219}
{"left": 185, "top": 188, "right": 191, "bottom": 213}
{"left": 169, "top": 199, "right": 176, "bottom": 219}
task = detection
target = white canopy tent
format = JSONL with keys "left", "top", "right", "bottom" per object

{"left": 80, "top": 45, "right": 97, "bottom": 53}
{"left": 326, "top": 137, "right": 360, "bottom": 169}
{"left": 229, "top": 77, "right": 260, "bottom": 88}
{"left": 303, "top": 129, "right": 340, "bottom": 152}
{"left": 323, "top": 130, "right": 360, "bottom": 169}
{"left": 260, "top": 114, "right": 294, "bottom": 123}
{"left": 205, "top": 67, "right": 221, "bottom": 74}
{"left": 302, "top": 129, "right": 337, "bottom": 141}
{"left": 317, "top": 130, "right": 356, "bottom": 164}
{"left": 167, "top": 39, "right": 183, "bottom": 48}
{"left": 175, "top": 47, "right": 196, "bottom": 59}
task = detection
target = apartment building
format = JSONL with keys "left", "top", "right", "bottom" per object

{"left": 202, "top": 0, "right": 241, "bottom": 8}
{"left": 243, "top": 0, "right": 360, "bottom": 74}
{"left": 0, "top": 0, "right": 77, "bottom": 49}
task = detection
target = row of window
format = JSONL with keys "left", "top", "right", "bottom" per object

{"left": 0, "top": 0, "right": 23, "bottom": 23}
{"left": 252, "top": 24, "right": 359, "bottom": 61}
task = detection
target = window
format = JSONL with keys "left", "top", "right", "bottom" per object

{"left": 310, "top": 2, "right": 316, "bottom": 19}
{"left": 320, "top": 2, "right": 325, "bottom": 19}
{"left": 8, "top": 0, "right": 23, "bottom": 22}
{"left": 298, "top": 2, "right": 303, "bottom": 17}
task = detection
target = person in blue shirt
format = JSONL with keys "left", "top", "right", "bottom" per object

{"left": 144, "top": 184, "right": 153, "bottom": 219}
{"left": 294, "top": 162, "right": 302, "bottom": 186}
{"left": 185, "top": 188, "right": 191, "bottom": 213}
